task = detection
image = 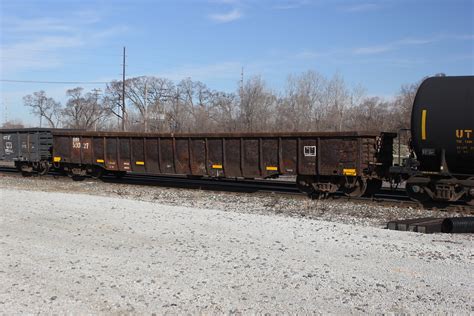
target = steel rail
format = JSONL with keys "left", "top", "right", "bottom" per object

{"left": 0, "top": 167, "right": 472, "bottom": 213}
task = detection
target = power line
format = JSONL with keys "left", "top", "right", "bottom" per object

{"left": 0, "top": 79, "right": 109, "bottom": 84}
{"left": 0, "top": 48, "right": 122, "bottom": 56}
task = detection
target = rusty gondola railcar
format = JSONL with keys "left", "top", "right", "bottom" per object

{"left": 51, "top": 130, "right": 396, "bottom": 197}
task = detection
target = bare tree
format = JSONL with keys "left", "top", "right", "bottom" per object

{"left": 104, "top": 80, "right": 127, "bottom": 130}
{"left": 167, "top": 86, "right": 189, "bottom": 133}
{"left": 23, "top": 91, "right": 62, "bottom": 128}
{"left": 62, "top": 87, "right": 110, "bottom": 130}
{"left": 147, "top": 77, "right": 174, "bottom": 132}
{"left": 391, "top": 82, "right": 420, "bottom": 130}
{"left": 125, "top": 77, "right": 151, "bottom": 131}
{"left": 1, "top": 120, "right": 25, "bottom": 128}
{"left": 324, "top": 73, "right": 351, "bottom": 131}
{"left": 21, "top": 70, "right": 429, "bottom": 134}
{"left": 177, "top": 78, "right": 216, "bottom": 132}
{"left": 209, "top": 91, "right": 238, "bottom": 132}
{"left": 345, "top": 97, "right": 391, "bottom": 131}
{"left": 120, "top": 76, "right": 177, "bottom": 132}
{"left": 239, "top": 76, "right": 276, "bottom": 132}
{"left": 277, "top": 71, "right": 327, "bottom": 132}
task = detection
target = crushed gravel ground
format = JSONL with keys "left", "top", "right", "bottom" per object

{"left": 0, "top": 173, "right": 469, "bottom": 227}
{"left": 0, "top": 174, "right": 473, "bottom": 313}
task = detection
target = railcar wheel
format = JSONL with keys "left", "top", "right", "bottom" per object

{"left": 343, "top": 177, "right": 367, "bottom": 198}
{"left": 296, "top": 175, "right": 314, "bottom": 193}
{"left": 36, "top": 161, "right": 50, "bottom": 176}
{"left": 406, "top": 183, "right": 431, "bottom": 203}
{"left": 90, "top": 167, "right": 103, "bottom": 179}
{"left": 67, "top": 168, "right": 86, "bottom": 181}
{"left": 466, "top": 180, "right": 474, "bottom": 206}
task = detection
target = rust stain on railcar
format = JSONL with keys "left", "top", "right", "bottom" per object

{"left": 190, "top": 139, "right": 207, "bottom": 175}
{"left": 145, "top": 138, "right": 160, "bottom": 173}
{"left": 131, "top": 138, "right": 146, "bottom": 172}
{"left": 118, "top": 137, "right": 131, "bottom": 171}
{"left": 262, "top": 138, "right": 279, "bottom": 177}
{"left": 175, "top": 138, "right": 190, "bottom": 174}
{"left": 242, "top": 139, "right": 260, "bottom": 177}
{"left": 224, "top": 138, "right": 241, "bottom": 177}
{"left": 160, "top": 138, "right": 175, "bottom": 174}
{"left": 51, "top": 131, "right": 396, "bottom": 181}
{"left": 207, "top": 138, "right": 224, "bottom": 177}
{"left": 319, "top": 138, "right": 358, "bottom": 175}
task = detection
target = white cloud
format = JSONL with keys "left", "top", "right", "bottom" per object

{"left": 160, "top": 61, "right": 242, "bottom": 81}
{"left": 353, "top": 37, "right": 437, "bottom": 55}
{"left": 294, "top": 49, "right": 336, "bottom": 59}
{"left": 273, "top": 0, "right": 311, "bottom": 10}
{"left": 209, "top": 0, "right": 240, "bottom": 4}
{"left": 353, "top": 44, "right": 393, "bottom": 55}
{"left": 0, "top": 14, "right": 126, "bottom": 75}
{"left": 209, "top": 8, "right": 242, "bottom": 23}
{"left": 452, "top": 34, "right": 474, "bottom": 40}
{"left": 353, "top": 34, "right": 473, "bottom": 55}
{"left": 3, "top": 17, "right": 75, "bottom": 33}
{"left": 340, "top": 3, "right": 381, "bottom": 12}
{"left": 1, "top": 36, "right": 85, "bottom": 73}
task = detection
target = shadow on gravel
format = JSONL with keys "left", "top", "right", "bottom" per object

{"left": 100, "top": 174, "right": 300, "bottom": 195}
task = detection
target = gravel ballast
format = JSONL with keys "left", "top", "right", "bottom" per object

{"left": 0, "top": 174, "right": 469, "bottom": 227}
{"left": 0, "top": 185, "right": 473, "bottom": 313}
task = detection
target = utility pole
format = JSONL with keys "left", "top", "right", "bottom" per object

{"left": 122, "top": 46, "right": 126, "bottom": 131}
{"left": 92, "top": 88, "right": 102, "bottom": 131}
{"left": 144, "top": 80, "right": 148, "bottom": 132}
{"left": 240, "top": 67, "right": 244, "bottom": 97}
{"left": 3, "top": 98, "right": 8, "bottom": 126}
{"left": 239, "top": 67, "right": 244, "bottom": 117}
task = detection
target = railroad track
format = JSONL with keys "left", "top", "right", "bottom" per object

{"left": 0, "top": 166, "right": 301, "bottom": 194}
{"left": 1, "top": 166, "right": 472, "bottom": 214}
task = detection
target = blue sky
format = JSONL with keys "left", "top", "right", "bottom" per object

{"left": 1, "top": 0, "right": 473, "bottom": 125}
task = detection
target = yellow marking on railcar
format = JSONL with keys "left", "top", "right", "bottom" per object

{"left": 96, "top": 159, "right": 104, "bottom": 163}
{"left": 266, "top": 166, "right": 278, "bottom": 171}
{"left": 421, "top": 109, "right": 427, "bottom": 140}
{"left": 212, "top": 164, "right": 223, "bottom": 169}
{"left": 343, "top": 168, "right": 357, "bottom": 176}
{"left": 53, "top": 156, "right": 61, "bottom": 162}
{"left": 135, "top": 161, "right": 145, "bottom": 165}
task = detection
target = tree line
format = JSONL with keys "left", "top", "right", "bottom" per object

{"left": 5, "top": 70, "right": 428, "bottom": 133}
